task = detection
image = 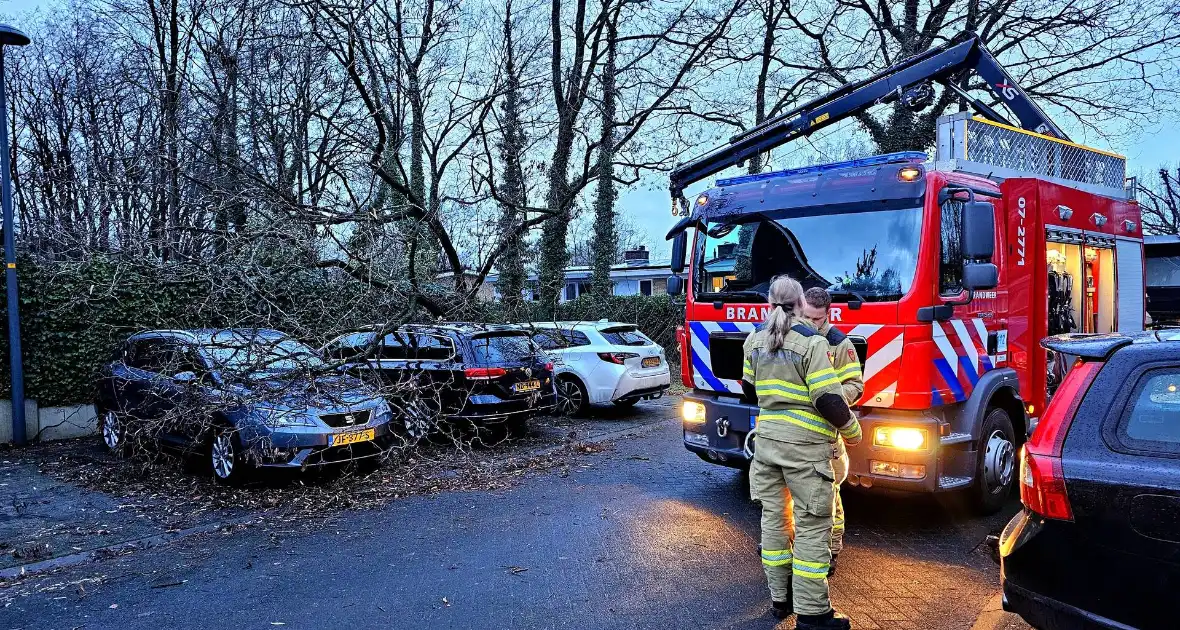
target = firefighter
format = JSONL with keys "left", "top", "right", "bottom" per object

{"left": 743, "top": 275, "right": 862, "bottom": 629}
{"left": 802, "top": 287, "right": 864, "bottom": 575}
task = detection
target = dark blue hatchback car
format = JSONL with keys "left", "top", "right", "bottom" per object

{"left": 95, "top": 329, "right": 394, "bottom": 482}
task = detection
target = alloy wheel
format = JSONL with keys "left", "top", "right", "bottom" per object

{"left": 402, "top": 399, "right": 434, "bottom": 439}
{"left": 983, "top": 428, "right": 1015, "bottom": 492}
{"left": 556, "top": 380, "right": 583, "bottom": 416}
{"left": 102, "top": 411, "right": 121, "bottom": 450}
{"left": 211, "top": 431, "right": 235, "bottom": 480}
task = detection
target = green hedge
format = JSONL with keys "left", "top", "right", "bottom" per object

{"left": 0, "top": 257, "right": 684, "bottom": 406}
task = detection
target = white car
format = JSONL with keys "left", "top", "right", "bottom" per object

{"left": 523, "top": 321, "right": 670, "bottom": 415}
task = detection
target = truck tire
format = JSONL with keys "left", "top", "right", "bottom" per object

{"left": 971, "top": 407, "right": 1017, "bottom": 514}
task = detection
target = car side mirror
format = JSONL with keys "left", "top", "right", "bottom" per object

{"left": 172, "top": 370, "right": 197, "bottom": 384}
{"left": 962, "top": 261, "right": 998, "bottom": 291}
{"left": 667, "top": 275, "right": 684, "bottom": 296}
{"left": 670, "top": 232, "right": 688, "bottom": 274}
{"left": 960, "top": 201, "right": 995, "bottom": 260}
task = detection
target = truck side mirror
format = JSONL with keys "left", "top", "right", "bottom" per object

{"left": 670, "top": 232, "right": 688, "bottom": 274}
{"left": 667, "top": 275, "right": 684, "bottom": 296}
{"left": 960, "top": 201, "right": 995, "bottom": 260}
{"left": 962, "top": 262, "right": 998, "bottom": 290}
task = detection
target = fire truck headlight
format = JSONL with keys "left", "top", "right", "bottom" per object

{"left": 873, "top": 426, "right": 928, "bottom": 450}
{"left": 681, "top": 401, "right": 707, "bottom": 424}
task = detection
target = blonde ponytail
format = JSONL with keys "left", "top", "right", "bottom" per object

{"left": 764, "top": 275, "right": 804, "bottom": 353}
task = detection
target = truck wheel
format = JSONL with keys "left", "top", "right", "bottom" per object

{"left": 971, "top": 407, "right": 1017, "bottom": 514}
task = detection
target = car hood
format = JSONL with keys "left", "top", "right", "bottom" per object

{"left": 223, "top": 372, "right": 382, "bottom": 412}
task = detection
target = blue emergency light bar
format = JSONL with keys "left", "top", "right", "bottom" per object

{"left": 714, "top": 151, "right": 928, "bottom": 188}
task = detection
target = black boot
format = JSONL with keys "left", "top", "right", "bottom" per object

{"left": 771, "top": 599, "right": 793, "bottom": 620}
{"left": 795, "top": 609, "right": 851, "bottom": 630}
{"left": 828, "top": 553, "right": 839, "bottom": 577}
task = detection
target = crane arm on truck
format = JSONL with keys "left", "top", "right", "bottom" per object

{"left": 669, "top": 32, "right": 1065, "bottom": 206}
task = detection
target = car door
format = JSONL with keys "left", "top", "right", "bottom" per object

{"left": 1065, "top": 360, "right": 1180, "bottom": 629}
{"left": 117, "top": 338, "right": 170, "bottom": 422}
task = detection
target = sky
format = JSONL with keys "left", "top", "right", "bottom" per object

{"left": 3, "top": 0, "right": 1177, "bottom": 258}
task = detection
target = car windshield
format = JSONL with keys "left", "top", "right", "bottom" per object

{"left": 469, "top": 332, "right": 534, "bottom": 364}
{"left": 203, "top": 334, "right": 324, "bottom": 373}
{"left": 694, "top": 207, "right": 923, "bottom": 302}
{"left": 600, "top": 326, "right": 651, "bottom": 346}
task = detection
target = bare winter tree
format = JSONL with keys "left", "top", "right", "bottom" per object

{"left": 756, "top": 0, "right": 1180, "bottom": 154}
{"left": 533, "top": 0, "right": 743, "bottom": 308}
{"left": 1142, "top": 167, "right": 1180, "bottom": 235}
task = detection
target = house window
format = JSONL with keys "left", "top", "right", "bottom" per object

{"left": 564, "top": 283, "right": 577, "bottom": 301}
{"left": 639, "top": 279, "right": 652, "bottom": 296}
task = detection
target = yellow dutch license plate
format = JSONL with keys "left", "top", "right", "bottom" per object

{"left": 331, "top": 428, "right": 375, "bottom": 447}
{"left": 642, "top": 356, "right": 661, "bottom": 368}
{"left": 514, "top": 380, "right": 541, "bottom": 393}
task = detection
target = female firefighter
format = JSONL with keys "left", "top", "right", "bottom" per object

{"left": 742, "top": 275, "right": 862, "bottom": 629}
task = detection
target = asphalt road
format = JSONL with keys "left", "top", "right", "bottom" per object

{"left": 3, "top": 401, "right": 1029, "bottom": 630}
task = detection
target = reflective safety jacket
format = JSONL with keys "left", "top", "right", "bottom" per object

{"left": 743, "top": 319, "right": 862, "bottom": 445}
{"left": 819, "top": 322, "right": 864, "bottom": 406}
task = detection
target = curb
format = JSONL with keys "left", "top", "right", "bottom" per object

{"left": 0, "top": 515, "right": 258, "bottom": 581}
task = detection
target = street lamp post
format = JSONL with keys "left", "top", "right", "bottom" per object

{"left": 0, "top": 24, "right": 30, "bottom": 445}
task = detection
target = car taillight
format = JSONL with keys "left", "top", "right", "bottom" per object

{"left": 598, "top": 352, "right": 639, "bottom": 365}
{"left": 544, "top": 362, "right": 554, "bottom": 371}
{"left": 464, "top": 367, "right": 507, "bottom": 380}
{"left": 1019, "top": 359, "right": 1101, "bottom": 521}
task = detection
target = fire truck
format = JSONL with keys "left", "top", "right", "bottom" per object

{"left": 665, "top": 33, "right": 1144, "bottom": 512}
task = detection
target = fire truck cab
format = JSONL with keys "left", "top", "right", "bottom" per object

{"left": 667, "top": 35, "right": 1144, "bottom": 512}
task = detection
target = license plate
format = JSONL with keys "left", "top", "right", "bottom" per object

{"left": 330, "top": 428, "right": 375, "bottom": 447}
{"left": 513, "top": 380, "right": 541, "bottom": 393}
{"left": 642, "top": 356, "right": 661, "bottom": 368}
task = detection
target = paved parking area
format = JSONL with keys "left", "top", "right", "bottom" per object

{"left": 2, "top": 401, "right": 1029, "bottom": 629}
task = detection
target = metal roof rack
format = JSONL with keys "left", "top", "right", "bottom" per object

{"left": 935, "top": 112, "right": 1128, "bottom": 199}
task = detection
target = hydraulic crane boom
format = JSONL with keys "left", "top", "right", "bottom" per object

{"left": 670, "top": 33, "right": 1065, "bottom": 204}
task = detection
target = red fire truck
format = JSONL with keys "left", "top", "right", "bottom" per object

{"left": 665, "top": 34, "right": 1144, "bottom": 512}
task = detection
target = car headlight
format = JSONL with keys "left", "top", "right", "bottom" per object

{"left": 681, "top": 401, "right": 707, "bottom": 424}
{"left": 254, "top": 405, "right": 316, "bottom": 427}
{"left": 873, "top": 426, "right": 928, "bottom": 450}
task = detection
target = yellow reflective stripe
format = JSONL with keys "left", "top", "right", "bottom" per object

{"left": 792, "top": 558, "right": 830, "bottom": 579}
{"left": 808, "top": 375, "right": 841, "bottom": 390}
{"left": 806, "top": 367, "right": 836, "bottom": 384}
{"left": 759, "top": 410, "right": 837, "bottom": 438}
{"left": 839, "top": 422, "right": 862, "bottom": 441}
{"left": 755, "top": 386, "right": 810, "bottom": 403}
{"left": 760, "top": 548, "right": 793, "bottom": 566}
{"left": 755, "top": 378, "right": 808, "bottom": 393}
{"left": 743, "top": 358, "right": 753, "bottom": 378}
{"left": 836, "top": 364, "right": 862, "bottom": 379}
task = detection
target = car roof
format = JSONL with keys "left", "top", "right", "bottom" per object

{"left": 1042, "top": 329, "right": 1180, "bottom": 360}
{"left": 340, "top": 323, "right": 526, "bottom": 338}
{"left": 127, "top": 328, "right": 289, "bottom": 344}
{"left": 524, "top": 320, "right": 635, "bottom": 331}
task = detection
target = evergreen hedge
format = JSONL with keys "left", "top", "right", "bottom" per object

{"left": 0, "top": 257, "right": 684, "bottom": 406}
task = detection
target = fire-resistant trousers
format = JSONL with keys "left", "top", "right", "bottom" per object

{"left": 750, "top": 436, "right": 836, "bottom": 615}
{"left": 831, "top": 442, "right": 850, "bottom": 555}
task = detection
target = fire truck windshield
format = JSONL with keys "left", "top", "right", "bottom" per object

{"left": 694, "top": 207, "right": 923, "bottom": 302}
